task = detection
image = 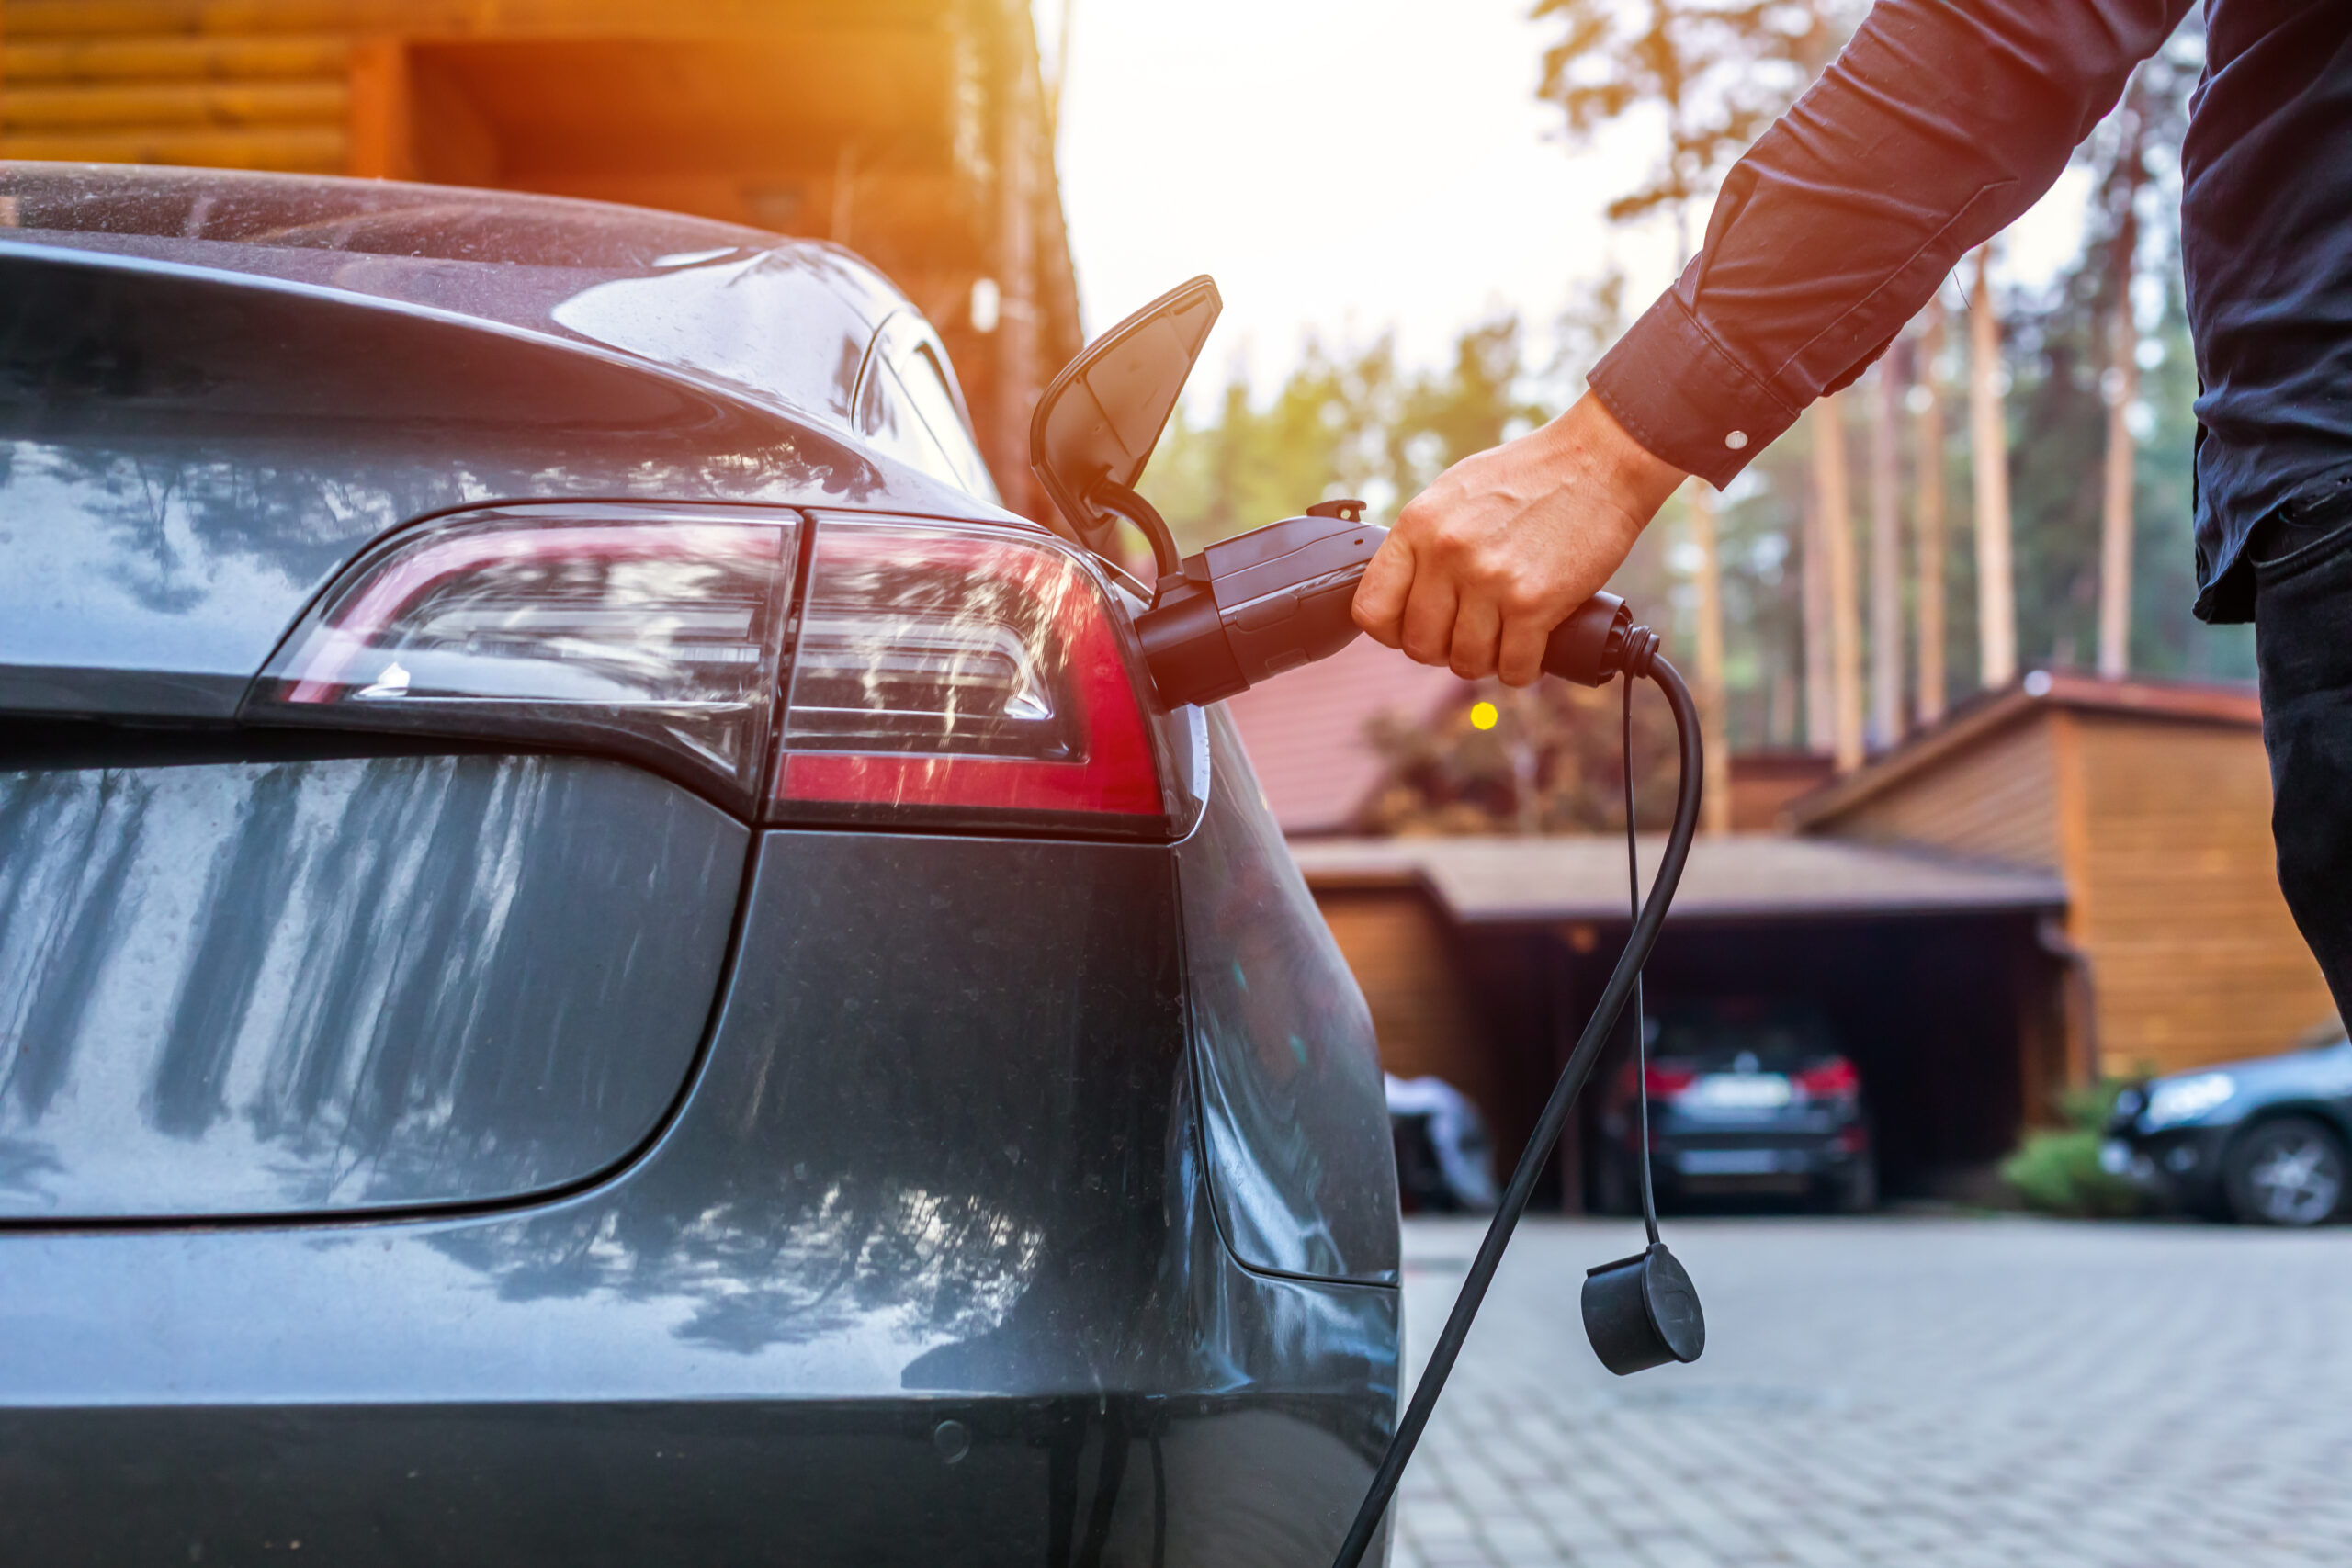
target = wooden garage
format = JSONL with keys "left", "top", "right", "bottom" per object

{"left": 1792, "top": 671, "right": 2338, "bottom": 1082}
{"left": 0, "top": 0, "right": 1081, "bottom": 514}
{"left": 1281, "top": 671, "right": 2330, "bottom": 1209}
{"left": 1295, "top": 835, "right": 2070, "bottom": 1206}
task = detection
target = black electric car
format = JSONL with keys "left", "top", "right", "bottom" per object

{"left": 0, "top": 164, "right": 1399, "bottom": 1563}
{"left": 2102, "top": 1034, "right": 2352, "bottom": 1225}
{"left": 1596, "top": 1000, "right": 1875, "bottom": 1213}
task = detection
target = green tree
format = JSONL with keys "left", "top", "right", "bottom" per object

{"left": 1359, "top": 679, "right": 1683, "bottom": 836}
{"left": 1385, "top": 315, "right": 1548, "bottom": 500}
{"left": 1149, "top": 335, "right": 1396, "bottom": 550}
{"left": 1996, "top": 18, "right": 2247, "bottom": 681}
{"left": 1150, "top": 316, "right": 1547, "bottom": 553}
{"left": 1534, "top": 0, "right": 1854, "bottom": 257}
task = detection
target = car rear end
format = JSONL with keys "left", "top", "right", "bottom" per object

{"left": 1614, "top": 1003, "right": 1875, "bottom": 1211}
{"left": 0, "top": 171, "right": 1398, "bottom": 1564}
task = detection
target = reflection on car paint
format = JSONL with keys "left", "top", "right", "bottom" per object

{"left": 1180, "top": 706, "right": 1401, "bottom": 1284}
{"left": 0, "top": 755, "right": 741, "bottom": 1217}
{"left": 553, "top": 247, "right": 885, "bottom": 425}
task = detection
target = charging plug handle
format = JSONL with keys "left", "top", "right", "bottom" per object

{"left": 1136, "top": 512, "right": 1664, "bottom": 707}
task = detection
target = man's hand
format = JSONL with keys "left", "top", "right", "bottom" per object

{"left": 1351, "top": 392, "right": 1687, "bottom": 686}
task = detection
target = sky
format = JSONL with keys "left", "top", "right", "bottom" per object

{"left": 1047, "top": 0, "right": 2092, "bottom": 401}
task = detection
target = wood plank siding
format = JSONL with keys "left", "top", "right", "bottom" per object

{"left": 1315, "top": 887, "right": 1499, "bottom": 1119}
{"left": 2070, "top": 712, "right": 2335, "bottom": 1076}
{"left": 1796, "top": 677, "right": 2336, "bottom": 1082}
{"left": 1804, "top": 711, "right": 2062, "bottom": 872}
{"left": 0, "top": 0, "right": 1082, "bottom": 515}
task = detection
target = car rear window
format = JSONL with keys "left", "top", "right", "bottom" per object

{"left": 1656, "top": 1006, "right": 1838, "bottom": 1070}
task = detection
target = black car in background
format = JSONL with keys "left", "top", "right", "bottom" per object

{"left": 1597, "top": 1000, "right": 1876, "bottom": 1213}
{"left": 0, "top": 164, "right": 1398, "bottom": 1563}
{"left": 2103, "top": 1035, "right": 2352, "bottom": 1225}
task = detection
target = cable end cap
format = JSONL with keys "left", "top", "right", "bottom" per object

{"left": 1582, "top": 1241, "right": 1705, "bottom": 1375}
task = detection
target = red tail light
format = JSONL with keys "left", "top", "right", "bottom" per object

{"left": 770, "top": 518, "right": 1168, "bottom": 836}
{"left": 250, "top": 507, "right": 1172, "bottom": 836}
{"left": 1644, "top": 1066, "right": 1697, "bottom": 1099}
{"left": 247, "top": 504, "right": 795, "bottom": 809}
{"left": 1795, "top": 1059, "right": 1860, "bottom": 1100}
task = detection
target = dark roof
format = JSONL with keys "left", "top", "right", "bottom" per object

{"left": 1291, "top": 833, "right": 2067, "bottom": 924}
{"left": 1221, "top": 634, "right": 1477, "bottom": 836}
{"left": 1789, "top": 668, "right": 2262, "bottom": 829}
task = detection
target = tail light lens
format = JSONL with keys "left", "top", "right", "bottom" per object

{"left": 1644, "top": 1066, "right": 1697, "bottom": 1100}
{"left": 1795, "top": 1059, "right": 1860, "bottom": 1101}
{"left": 772, "top": 518, "right": 1167, "bottom": 837}
{"left": 246, "top": 504, "right": 796, "bottom": 810}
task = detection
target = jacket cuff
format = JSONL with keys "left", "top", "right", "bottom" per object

{"left": 1589, "top": 290, "right": 1801, "bottom": 491}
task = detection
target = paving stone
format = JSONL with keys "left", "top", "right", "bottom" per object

{"left": 1390, "top": 1214, "right": 2352, "bottom": 1568}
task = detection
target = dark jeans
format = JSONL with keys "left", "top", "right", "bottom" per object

{"left": 2253, "top": 491, "right": 2352, "bottom": 1022}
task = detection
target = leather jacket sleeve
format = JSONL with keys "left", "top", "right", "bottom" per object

{"left": 1588, "top": 0, "right": 2193, "bottom": 487}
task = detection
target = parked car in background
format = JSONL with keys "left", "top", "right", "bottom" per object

{"left": 2103, "top": 1034, "right": 2352, "bottom": 1226}
{"left": 1597, "top": 1000, "right": 1876, "bottom": 1213}
{"left": 1386, "top": 1074, "right": 1498, "bottom": 1213}
{"left": 0, "top": 164, "right": 1398, "bottom": 1563}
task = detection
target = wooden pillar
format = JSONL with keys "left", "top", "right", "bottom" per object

{"left": 1815, "top": 394, "right": 1864, "bottom": 773}
{"left": 1968, "top": 248, "right": 2017, "bottom": 689}
{"left": 1688, "top": 480, "right": 1734, "bottom": 835}
{"left": 2046, "top": 708, "right": 2102, "bottom": 1085}
{"left": 345, "top": 38, "right": 412, "bottom": 180}
{"left": 1550, "top": 938, "right": 1590, "bottom": 1214}
{"left": 1868, "top": 362, "right": 1904, "bottom": 749}
{"left": 990, "top": 0, "right": 1043, "bottom": 521}
{"left": 2098, "top": 295, "right": 2139, "bottom": 680}
{"left": 1802, "top": 465, "right": 1835, "bottom": 754}
{"left": 1913, "top": 299, "right": 1950, "bottom": 726}
{"left": 830, "top": 141, "right": 859, "bottom": 251}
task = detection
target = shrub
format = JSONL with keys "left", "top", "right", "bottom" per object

{"left": 1999, "top": 1082, "right": 2143, "bottom": 1218}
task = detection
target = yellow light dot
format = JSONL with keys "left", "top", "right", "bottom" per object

{"left": 1470, "top": 701, "right": 1499, "bottom": 731}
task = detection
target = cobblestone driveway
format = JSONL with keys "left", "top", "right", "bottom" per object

{"left": 1393, "top": 1214, "right": 2352, "bottom": 1567}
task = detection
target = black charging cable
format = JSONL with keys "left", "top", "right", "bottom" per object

{"left": 1088, "top": 476, "right": 1183, "bottom": 591}
{"left": 1328, "top": 637, "right": 1704, "bottom": 1568}
{"left": 1626, "top": 670, "right": 1661, "bottom": 1250}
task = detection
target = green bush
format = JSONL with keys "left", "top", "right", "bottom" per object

{"left": 1999, "top": 1082, "right": 2143, "bottom": 1219}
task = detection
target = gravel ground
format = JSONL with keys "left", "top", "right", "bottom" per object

{"left": 1391, "top": 1213, "right": 2352, "bottom": 1567}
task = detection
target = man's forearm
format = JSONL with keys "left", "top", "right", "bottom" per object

{"left": 1592, "top": 0, "right": 2191, "bottom": 486}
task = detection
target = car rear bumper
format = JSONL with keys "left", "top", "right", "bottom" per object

{"left": 1651, "top": 1138, "right": 1863, "bottom": 1192}
{"left": 0, "top": 829, "right": 1399, "bottom": 1564}
{"left": 0, "top": 1393, "right": 1385, "bottom": 1564}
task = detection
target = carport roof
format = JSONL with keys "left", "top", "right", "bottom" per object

{"left": 1289, "top": 833, "right": 2068, "bottom": 925}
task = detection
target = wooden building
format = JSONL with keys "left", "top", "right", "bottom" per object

{"left": 0, "top": 0, "right": 1082, "bottom": 513}
{"left": 1295, "top": 834, "right": 2069, "bottom": 1206}
{"left": 1792, "top": 670, "right": 2337, "bottom": 1081}
{"left": 1284, "top": 671, "right": 2330, "bottom": 1208}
